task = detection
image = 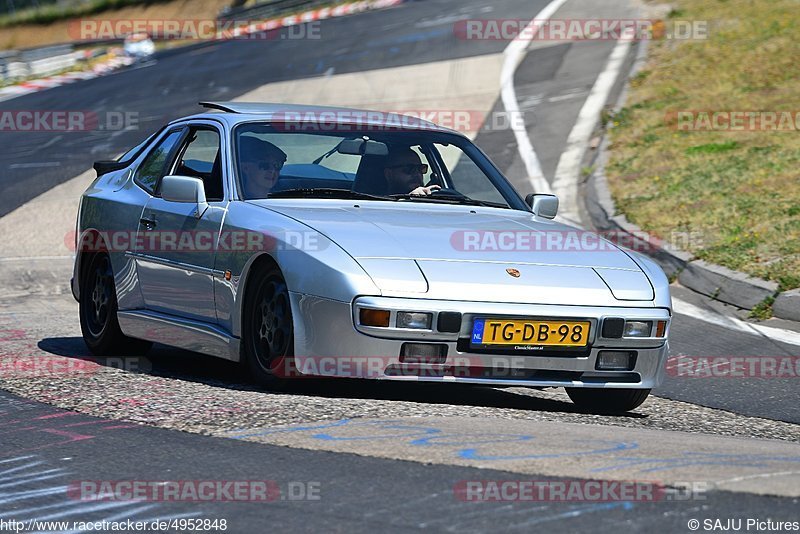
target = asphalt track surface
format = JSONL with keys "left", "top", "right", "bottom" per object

{"left": 1, "top": 389, "right": 798, "bottom": 533}
{"left": 1, "top": 0, "right": 797, "bottom": 422}
{"left": 0, "top": 0, "right": 546, "bottom": 219}
{"left": 1, "top": 0, "right": 799, "bottom": 531}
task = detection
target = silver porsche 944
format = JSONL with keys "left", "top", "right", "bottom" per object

{"left": 71, "top": 102, "right": 671, "bottom": 413}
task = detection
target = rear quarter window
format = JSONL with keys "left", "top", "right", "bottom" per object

{"left": 135, "top": 130, "right": 184, "bottom": 194}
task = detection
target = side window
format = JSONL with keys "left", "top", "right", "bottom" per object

{"left": 135, "top": 130, "right": 183, "bottom": 194}
{"left": 411, "top": 145, "right": 436, "bottom": 186}
{"left": 434, "top": 142, "right": 507, "bottom": 205}
{"left": 171, "top": 128, "right": 223, "bottom": 201}
{"left": 117, "top": 127, "right": 163, "bottom": 164}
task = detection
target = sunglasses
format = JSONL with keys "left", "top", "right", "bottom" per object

{"left": 388, "top": 163, "right": 428, "bottom": 175}
{"left": 244, "top": 160, "right": 283, "bottom": 171}
{"left": 258, "top": 161, "right": 284, "bottom": 171}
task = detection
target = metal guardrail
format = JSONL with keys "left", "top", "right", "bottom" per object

{"left": 218, "top": 0, "right": 330, "bottom": 21}
{"left": 0, "top": 43, "right": 84, "bottom": 82}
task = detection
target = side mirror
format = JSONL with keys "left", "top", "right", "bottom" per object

{"left": 161, "top": 175, "right": 208, "bottom": 218}
{"left": 525, "top": 193, "right": 559, "bottom": 219}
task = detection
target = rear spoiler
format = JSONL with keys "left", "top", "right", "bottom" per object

{"left": 93, "top": 160, "right": 127, "bottom": 176}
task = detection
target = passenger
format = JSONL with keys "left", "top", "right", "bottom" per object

{"left": 238, "top": 137, "right": 287, "bottom": 198}
{"left": 383, "top": 147, "right": 441, "bottom": 196}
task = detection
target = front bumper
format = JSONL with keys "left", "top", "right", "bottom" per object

{"left": 290, "top": 293, "right": 671, "bottom": 389}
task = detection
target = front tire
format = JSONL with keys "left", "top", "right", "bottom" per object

{"left": 242, "top": 265, "right": 295, "bottom": 386}
{"left": 566, "top": 387, "right": 651, "bottom": 413}
{"left": 79, "top": 252, "right": 152, "bottom": 356}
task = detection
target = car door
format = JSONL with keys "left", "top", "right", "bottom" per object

{"left": 133, "top": 121, "right": 228, "bottom": 323}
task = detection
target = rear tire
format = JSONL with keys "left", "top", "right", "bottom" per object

{"left": 79, "top": 252, "right": 152, "bottom": 357}
{"left": 242, "top": 265, "right": 295, "bottom": 386}
{"left": 566, "top": 387, "right": 651, "bottom": 413}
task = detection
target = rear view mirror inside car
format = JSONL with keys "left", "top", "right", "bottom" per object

{"left": 338, "top": 138, "right": 389, "bottom": 156}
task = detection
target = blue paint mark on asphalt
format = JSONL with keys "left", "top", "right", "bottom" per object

{"left": 459, "top": 440, "right": 639, "bottom": 461}
{"left": 409, "top": 433, "right": 534, "bottom": 447}
{"left": 313, "top": 423, "right": 441, "bottom": 441}
{"left": 410, "top": 434, "right": 535, "bottom": 447}
{"left": 226, "top": 418, "right": 352, "bottom": 440}
{"left": 225, "top": 420, "right": 800, "bottom": 475}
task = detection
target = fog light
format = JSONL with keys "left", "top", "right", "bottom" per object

{"left": 596, "top": 351, "right": 636, "bottom": 371}
{"left": 397, "top": 311, "right": 432, "bottom": 330}
{"left": 360, "top": 308, "right": 390, "bottom": 327}
{"left": 623, "top": 320, "right": 652, "bottom": 337}
{"left": 400, "top": 343, "right": 447, "bottom": 364}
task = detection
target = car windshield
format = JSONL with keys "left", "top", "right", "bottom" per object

{"left": 233, "top": 123, "right": 519, "bottom": 209}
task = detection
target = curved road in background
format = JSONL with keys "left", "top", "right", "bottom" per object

{"left": 0, "top": 0, "right": 799, "bottom": 530}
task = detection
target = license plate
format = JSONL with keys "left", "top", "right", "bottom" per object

{"left": 471, "top": 319, "right": 591, "bottom": 347}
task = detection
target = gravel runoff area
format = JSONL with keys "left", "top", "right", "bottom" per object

{"left": 0, "top": 261, "right": 797, "bottom": 446}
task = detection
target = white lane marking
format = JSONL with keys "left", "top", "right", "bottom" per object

{"left": 518, "top": 88, "right": 589, "bottom": 110}
{"left": 673, "top": 297, "right": 800, "bottom": 347}
{"left": 8, "top": 162, "right": 61, "bottom": 169}
{"left": 500, "top": 0, "right": 569, "bottom": 195}
{"left": 0, "top": 256, "right": 74, "bottom": 262}
{"left": 39, "top": 135, "right": 63, "bottom": 150}
{"left": 547, "top": 90, "right": 590, "bottom": 103}
{"left": 0, "top": 456, "right": 36, "bottom": 464}
{"left": 552, "top": 29, "right": 633, "bottom": 222}
{"left": 0, "top": 461, "right": 44, "bottom": 476}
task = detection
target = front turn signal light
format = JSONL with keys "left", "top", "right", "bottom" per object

{"left": 360, "top": 308, "right": 391, "bottom": 327}
{"left": 655, "top": 320, "right": 668, "bottom": 338}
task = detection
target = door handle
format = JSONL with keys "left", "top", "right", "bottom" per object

{"left": 139, "top": 216, "right": 157, "bottom": 230}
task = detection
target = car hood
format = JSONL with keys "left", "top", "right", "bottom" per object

{"left": 249, "top": 200, "right": 655, "bottom": 305}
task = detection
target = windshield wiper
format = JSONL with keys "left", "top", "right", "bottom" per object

{"left": 267, "top": 188, "right": 391, "bottom": 201}
{"left": 312, "top": 144, "right": 340, "bottom": 164}
{"left": 390, "top": 192, "right": 507, "bottom": 208}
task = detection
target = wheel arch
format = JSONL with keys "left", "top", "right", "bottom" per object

{"left": 235, "top": 252, "right": 284, "bottom": 339}
{"left": 73, "top": 228, "right": 110, "bottom": 300}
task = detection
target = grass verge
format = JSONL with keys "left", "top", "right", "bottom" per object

{"left": 606, "top": 0, "right": 800, "bottom": 291}
{"left": 0, "top": 0, "right": 231, "bottom": 50}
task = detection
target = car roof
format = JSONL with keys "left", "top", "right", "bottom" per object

{"left": 168, "top": 101, "right": 465, "bottom": 136}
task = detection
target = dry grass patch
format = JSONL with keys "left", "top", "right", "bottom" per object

{"left": 606, "top": 0, "right": 800, "bottom": 291}
{"left": 0, "top": 0, "right": 231, "bottom": 50}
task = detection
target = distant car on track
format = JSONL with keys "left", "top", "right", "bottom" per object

{"left": 123, "top": 32, "right": 155, "bottom": 60}
{"left": 72, "top": 102, "right": 671, "bottom": 413}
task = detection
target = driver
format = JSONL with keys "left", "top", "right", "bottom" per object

{"left": 383, "top": 147, "right": 441, "bottom": 196}
{"left": 238, "top": 136, "right": 287, "bottom": 198}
